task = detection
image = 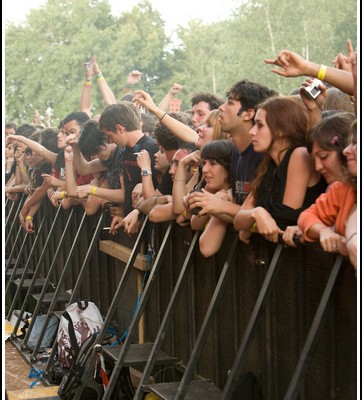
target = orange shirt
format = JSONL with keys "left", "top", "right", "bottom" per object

{"left": 297, "top": 181, "right": 356, "bottom": 242}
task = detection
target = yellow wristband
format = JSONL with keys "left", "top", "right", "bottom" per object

{"left": 90, "top": 186, "right": 97, "bottom": 195}
{"left": 83, "top": 81, "right": 92, "bottom": 86}
{"left": 317, "top": 64, "right": 327, "bottom": 81}
{"left": 60, "top": 191, "right": 65, "bottom": 199}
{"left": 250, "top": 222, "right": 257, "bottom": 233}
{"left": 183, "top": 210, "right": 189, "bottom": 219}
{"left": 25, "top": 215, "right": 33, "bottom": 221}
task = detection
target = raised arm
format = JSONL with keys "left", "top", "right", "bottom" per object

{"left": 133, "top": 90, "right": 198, "bottom": 144}
{"left": 93, "top": 55, "right": 117, "bottom": 105}
{"left": 264, "top": 42, "right": 354, "bottom": 95}
{"left": 80, "top": 58, "right": 93, "bottom": 117}
{"left": 158, "top": 83, "right": 183, "bottom": 112}
{"left": 7, "top": 134, "right": 57, "bottom": 165}
{"left": 66, "top": 133, "right": 106, "bottom": 175}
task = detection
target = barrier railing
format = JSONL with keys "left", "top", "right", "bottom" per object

{"left": 4, "top": 198, "right": 356, "bottom": 399}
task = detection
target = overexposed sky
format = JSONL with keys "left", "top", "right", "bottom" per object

{"left": 4, "top": 0, "right": 239, "bottom": 33}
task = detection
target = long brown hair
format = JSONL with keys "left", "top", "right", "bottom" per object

{"left": 250, "top": 96, "right": 308, "bottom": 202}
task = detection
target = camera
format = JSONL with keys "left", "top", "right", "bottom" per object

{"left": 189, "top": 188, "right": 203, "bottom": 215}
{"left": 304, "top": 78, "right": 322, "bottom": 99}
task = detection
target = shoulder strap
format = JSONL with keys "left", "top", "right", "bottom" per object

{"left": 62, "top": 311, "right": 80, "bottom": 359}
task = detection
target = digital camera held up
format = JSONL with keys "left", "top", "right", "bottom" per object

{"left": 304, "top": 78, "right": 322, "bottom": 99}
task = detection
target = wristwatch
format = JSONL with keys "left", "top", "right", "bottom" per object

{"left": 141, "top": 169, "right": 152, "bottom": 176}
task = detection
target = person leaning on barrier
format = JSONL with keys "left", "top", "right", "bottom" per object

{"left": 297, "top": 119, "right": 357, "bottom": 270}
{"left": 47, "top": 111, "right": 92, "bottom": 208}
{"left": 14, "top": 129, "right": 59, "bottom": 232}
{"left": 64, "top": 119, "right": 125, "bottom": 216}
{"left": 5, "top": 124, "right": 38, "bottom": 198}
{"left": 232, "top": 96, "right": 327, "bottom": 246}
{"left": 282, "top": 111, "right": 357, "bottom": 246}
{"left": 187, "top": 140, "right": 235, "bottom": 258}
{"left": 115, "top": 112, "right": 195, "bottom": 235}
{"left": 147, "top": 146, "right": 196, "bottom": 225}
{"left": 98, "top": 101, "right": 159, "bottom": 236}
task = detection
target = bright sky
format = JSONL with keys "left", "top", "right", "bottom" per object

{"left": 4, "top": 0, "right": 239, "bottom": 34}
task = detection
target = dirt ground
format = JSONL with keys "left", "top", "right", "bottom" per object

{"left": 4, "top": 340, "right": 44, "bottom": 391}
{"left": 4, "top": 341, "right": 61, "bottom": 400}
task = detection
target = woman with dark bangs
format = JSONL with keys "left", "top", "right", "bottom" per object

{"left": 189, "top": 139, "right": 235, "bottom": 257}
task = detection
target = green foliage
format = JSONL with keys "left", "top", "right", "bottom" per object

{"left": 5, "top": 0, "right": 357, "bottom": 125}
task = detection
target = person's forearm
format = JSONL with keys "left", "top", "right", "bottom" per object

{"left": 96, "top": 76, "right": 116, "bottom": 105}
{"left": 23, "top": 183, "right": 49, "bottom": 209}
{"left": 15, "top": 163, "right": 29, "bottom": 185}
{"left": 172, "top": 163, "right": 191, "bottom": 214}
{"left": 304, "top": 62, "right": 354, "bottom": 95}
{"left": 71, "top": 146, "right": 105, "bottom": 175}
{"left": 149, "top": 203, "right": 176, "bottom": 223}
{"left": 232, "top": 207, "right": 255, "bottom": 231}
{"left": 64, "top": 160, "right": 79, "bottom": 197}
{"left": 158, "top": 113, "right": 198, "bottom": 144}
{"left": 17, "top": 136, "right": 57, "bottom": 165}
{"left": 212, "top": 201, "right": 241, "bottom": 224}
{"left": 80, "top": 83, "right": 92, "bottom": 117}
{"left": 5, "top": 184, "right": 26, "bottom": 193}
{"left": 158, "top": 92, "right": 172, "bottom": 112}
{"left": 138, "top": 195, "right": 161, "bottom": 215}
{"left": 89, "top": 186, "right": 125, "bottom": 204}
{"left": 141, "top": 175, "right": 156, "bottom": 199}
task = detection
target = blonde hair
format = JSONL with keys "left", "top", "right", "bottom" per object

{"left": 205, "top": 109, "right": 228, "bottom": 140}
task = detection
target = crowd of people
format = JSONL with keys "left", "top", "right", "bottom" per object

{"left": 5, "top": 39, "right": 358, "bottom": 270}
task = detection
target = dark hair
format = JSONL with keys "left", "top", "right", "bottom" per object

{"left": 191, "top": 92, "right": 224, "bottom": 110}
{"left": 226, "top": 79, "right": 278, "bottom": 117}
{"left": 154, "top": 112, "right": 192, "bottom": 151}
{"left": 15, "top": 124, "right": 37, "bottom": 138}
{"left": 98, "top": 101, "right": 141, "bottom": 132}
{"left": 78, "top": 120, "right": 108, "bottom": 156}
{"left": 307, "top": 112, "right": 356, "bottom": 170}
{"left": 40, "top": 128, "right": 59, "bottom": 153}
{"left": 24, "top": 131, "right": 42, "bottom": 154}
{"left": 141, "top": 113, "right": 157, "bottom": 135}
{"left": 62, "top": 111, "right": 90, "bottom": 127}
{"left": 121, "top": 93, "right": 135, "bottom": 102}
{"left": 200, "top": 139, "right": 235, "bottom": 184}
{"left": 5, "top": 122, "right": 17, "bottom": 131}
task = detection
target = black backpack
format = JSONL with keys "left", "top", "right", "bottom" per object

{"left": 57, "top": 332, "right": 135, "bottom": 400}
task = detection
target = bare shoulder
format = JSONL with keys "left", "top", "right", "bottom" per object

{"left": 290, "top": 147, "right": 314, "bottom": 167}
